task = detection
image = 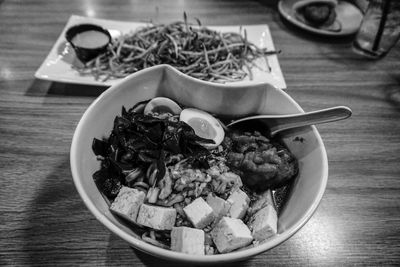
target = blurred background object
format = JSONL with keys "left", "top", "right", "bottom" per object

{"left": 352, "top": 0, "right": 400, "bottom": 58}
{"left": 278, "top": 0, "right": 364, "bottom": 36}
{"left": 351, "top": 0, "right": 369, "bottom": 12}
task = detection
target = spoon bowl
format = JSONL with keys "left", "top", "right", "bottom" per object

{"left": 227, "top": 106, "right": 352, "bottom": 137}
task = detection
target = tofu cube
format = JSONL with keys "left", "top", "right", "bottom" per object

{"left": 136, "top": 204, "right": 176, "bottom": 230}
{"left": 183, "top": 197, "right": 215, "bottom": 229}
{"left": 247, "top": 204, "right": 277, "bottom": 241}
{"left": 110, "top": 186, "right": 145, "bottom": 223}
{"left": 206, "top": 194, "right": 231, "bottom": 221}
{"left": 249, "top": 189, "right": 273, "bottom": 216}
{"left": 227, "top": 189, "right": 250, "bottom": 219}
{"left": 210, "top": 217, "right": 253, "bottom": 253}
{"left": 171, "top": 227, "right": 205, "bottom": 255}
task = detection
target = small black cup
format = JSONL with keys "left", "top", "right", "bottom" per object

{"left": 65, "top": 23, "right": 111, "bottom": 62}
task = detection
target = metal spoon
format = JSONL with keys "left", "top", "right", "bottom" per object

{"left": 226, "top": 106, "right": 352, "bottom": 137}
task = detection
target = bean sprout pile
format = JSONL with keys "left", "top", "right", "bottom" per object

{"left": 74, "top": 14, "right": 279, "bottom": 83}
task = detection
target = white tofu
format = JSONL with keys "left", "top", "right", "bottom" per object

{"left": 206, "top": 194, "right": 231, "bottom": 221}
{"left": 171, "top": 226, "right": 205, "bottom": 255}
{"left": 248, "top": 189, "right": 274, "bottom": 217}
{"left": 210, "top": 217, "right": 253, "bottom": 253}
{"left": 247, "top": 204, "right": 277, "bottom": 241}
{"left": 227, "top": 189, "right": 250, "bottom": 219}
{"left": 183, "top": 197, "right": 215, "bottom": 229}
{"left": 136, "top": 204, "right": 176, "bottom": 230}
{"left": 110, "top": 186, "right": 145, "bottom": 223}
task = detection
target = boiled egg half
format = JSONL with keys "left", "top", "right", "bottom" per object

{"left": 179, "top": 108, "right": 225, "bottom": 149}
{"left": 144, "top": 97, "right": 182, "bottom": 115}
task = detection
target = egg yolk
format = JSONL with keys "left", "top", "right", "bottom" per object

{"left": 151, "top": 105, "right": 175, "bottom": 114}
{"left": 187, "top": 117, "right": 217, "bottom": 140}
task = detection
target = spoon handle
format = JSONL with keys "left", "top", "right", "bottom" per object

{"left": 270, "top": 106, "right": 352, "bottom": 136}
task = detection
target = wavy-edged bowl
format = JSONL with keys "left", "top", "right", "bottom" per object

{"left": 70, "top": 64, "right": 328, "bottom": 264}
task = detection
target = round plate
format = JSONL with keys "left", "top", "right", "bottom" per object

{"left": 278, "top": 0, "right": 363, "bottom": 36}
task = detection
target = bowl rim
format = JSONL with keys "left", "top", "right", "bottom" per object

{"left": 70, "top": 65, "right": 328, "bottom": 263}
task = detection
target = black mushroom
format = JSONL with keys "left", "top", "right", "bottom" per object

{"left": 225, "top": 131, "right": 298, "bottom": 192}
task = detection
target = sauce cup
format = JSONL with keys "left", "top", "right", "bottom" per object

{"left": 65, "top": 23, "right": 111, "bottom": 62}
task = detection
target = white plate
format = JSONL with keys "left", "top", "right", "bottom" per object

{"left": 278, "top": 0, "right": 363, "bottom": 36}
{"left": 35, "top": 15, "right": 286, "bottom": 89}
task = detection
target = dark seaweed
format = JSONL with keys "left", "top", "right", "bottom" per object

{"left": 92, "top": 138, "right": 109, "bottom": 157}
{"left": 93, "top": 167, "right": 122, "bottom": 199}
{"left": 92, "top": 102, "right": 215, "bottom": 200}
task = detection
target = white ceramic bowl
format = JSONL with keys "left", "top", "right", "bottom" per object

{"left": 70, "top": 65, "right": 328, "bottom": 264}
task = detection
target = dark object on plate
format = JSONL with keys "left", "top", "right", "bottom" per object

{"left": 294, "top": 0, "right": 342, "bottom": 32}
{"left": 65, "top": 23, "right": 111, "bottom": 62}
{"left": 303, "top": 3, "right": 336, "bottom": 25}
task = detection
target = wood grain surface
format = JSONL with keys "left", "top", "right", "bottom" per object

{"left": 1, "top": 0, "right": 399, "bottom": 266}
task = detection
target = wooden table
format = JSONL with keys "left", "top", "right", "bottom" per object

{"left": 1, "top": 0, "right": 399, "bottom": 266}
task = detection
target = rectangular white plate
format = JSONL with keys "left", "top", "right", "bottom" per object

{"left": 35, "top": 15, "right": 286, "bottom": 89}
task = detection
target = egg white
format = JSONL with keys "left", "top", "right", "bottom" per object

{"left": 179, "top": 108, "right": 225, "bottom": 149}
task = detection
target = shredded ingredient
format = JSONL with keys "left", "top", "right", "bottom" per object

{"left": 74, "top": 15, "right": 279, "bottom": 83}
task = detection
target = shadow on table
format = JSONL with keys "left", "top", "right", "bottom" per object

{"left": 25, "top": 78, "right": 108, "bottom": 97}
{"left": 384, "top": 79, "right": 400, "bottom": 111}
{"left": 21, "top": 157, "right": 252, "bottom": 266}
{"left": 22, "top": 158, "right": 91, "bottom": 265}
{"left": 104, "top": 226, "right": 252, "bottom": 266}
{"left": 125, "top": 246, "right": 250, "bottom": 267}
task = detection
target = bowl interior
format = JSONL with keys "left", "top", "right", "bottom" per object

{"left": 70, "top": 65, "right": 328, "bottom": 263}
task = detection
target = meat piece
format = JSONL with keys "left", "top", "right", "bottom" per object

{"left": 226, "top": 131, "right": 298, "bottom": 191}
{"left": 211, "top": 172, "right": 243, "bottom": 194}
{"left": 158, "top": 171, "right": 173, "bottom": 200}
